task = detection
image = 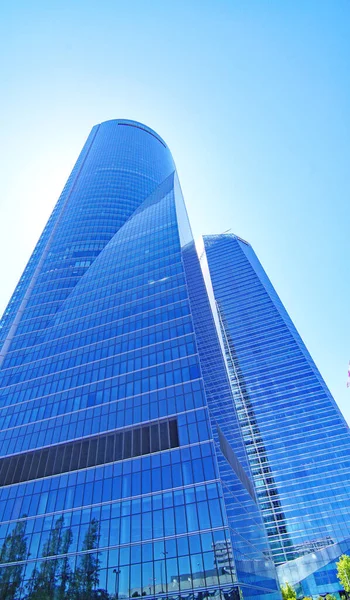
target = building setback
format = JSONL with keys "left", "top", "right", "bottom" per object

{"left": 0, "top": 121, "right": 280, "bottom": 600}
{"left": 202, "top": 233, "right": 350, "bottom": 598}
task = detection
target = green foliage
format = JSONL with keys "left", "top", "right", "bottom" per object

{"left": 325, "top": 594, "right": 337, "bottom": 600}
{"left": 22, "top": 515, "right": 104, "bottom": 600}
{"left": 0, "top": 514, "right": 108, "bottom": 600}
{"left": 0, "top": 519, "right": 28, "bottom": 600}
{"left": 281, "top": 581, "right": 297, "bottom": 600}
{"left": 68, "top": 518, "right": 101, "bottom": 600}
{"left": 302, "top": 596, "right": 312, "bottom": 600}
{"left": 26, "top": 516, "right": 71, "bottom": 600}
{"left": 57, "top": 528, "right": 73, "bottom": 600}
{"left": 337, "top": 554, "right": 350, "bottom": 593}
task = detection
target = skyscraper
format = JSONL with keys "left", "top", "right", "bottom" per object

{"left": 202, "top": 233, "right": 350, "bottom": 598}
{"left": 0, "top": 121, "right": 280, "bottom": 600}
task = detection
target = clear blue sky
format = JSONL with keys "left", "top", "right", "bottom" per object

{"left": 1, "top": 0, "right": 349, "bottom": 422}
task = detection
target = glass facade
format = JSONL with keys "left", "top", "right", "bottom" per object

{"left": 0, "top": 122, "right": 280, "bottom": 600}
{"left": 202, "top": 233, "right": 350, "bottom": 597}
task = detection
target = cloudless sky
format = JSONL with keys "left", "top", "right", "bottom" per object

{"left": 1, "top": 0, "right": 349, "bottom": 422}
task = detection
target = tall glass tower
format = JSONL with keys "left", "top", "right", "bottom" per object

{"left": 0, "top": 121, "right": 280, "bottom": 600}
{"left": 202, "top": 233, "right": 350, "bottom": 598}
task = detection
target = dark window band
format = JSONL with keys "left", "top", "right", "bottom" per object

{"left": 0, "top": 418, "right": 179, "bottom": 487}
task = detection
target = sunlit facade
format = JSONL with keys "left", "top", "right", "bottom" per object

{"left": 0, "top": 122, "right": 280, "bottom": 600}
{"left": 202, "top": 233, "right": 350, "bottom": 598}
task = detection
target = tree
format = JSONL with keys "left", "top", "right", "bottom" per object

{"left": 69, "top": 518, "right": 101, "bottom": 600}
{"left": 57, "top": 528, "right": 73, "bottom": 600}
{"left": 281, "top": 582, "right": 297, "bottom": 600}
{"left": 22, "top": 515, "right": 111, "bottom": 600}
{"left": 325, "top": 595, "right": 337, "bottom": 600}
{"left": 26, "top": 516, "right": 73, "bottom": 600}
{"left": 337, "top": 554, "right": 350, "bottom": 595}
{"left": 0, "top": 520, "right": 28, "bottom": 600}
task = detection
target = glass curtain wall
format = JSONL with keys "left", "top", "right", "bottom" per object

{"left": 0, "top": 122, "right": 280, "bottom": 600}
{"left": 203, "top": 233, "right": 350, "bottom": 598}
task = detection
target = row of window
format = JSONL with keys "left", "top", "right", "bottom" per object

{"left": 0, "top": 404, "right": 209, "bottom": 467}
{"left": 0, "top": 372, "right": 201, "bottom": 438}
{"left": 9, "top": 274, "right": 184, "bottom": 364}
{"left": 9, "top": 259, "right": 183, "bottom": 347}
{"left": 35, "top": 237, "right": 178, "bottom": 289}
{"left": 25, "top": 241, "right": 181, "bottom": 323}
{"left": 52, "top": 272, "right": 184, "bottom": 330}
{"left": 0, "top": 349, "right": 199, "bottom": 418}
{"left": 1, "top": 538, "right": 239, "bottom": 600}
{"left": 0, "top": 442, "right": 218, "bottom": 523}
{"left": 2, "top": 313, "right": 193, "bottom": 389}
{"left": 1, "top": 493, "right": 226, "bottom": 560}
{"left": 1, "top": 365, "right": 200, "bottom": 460}
{"left": 46, "top": 270, "right": 185, "bottom": 323}
{"left": 12, "top": 286, "right": 187, "bottom": 345}
{"left": 1, "top": 328, "right": 194, "bottom": 389}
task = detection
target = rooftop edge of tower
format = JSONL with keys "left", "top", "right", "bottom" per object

{"left": 98, "top": 119, "right": 168, "bottom": 149}
{"left": 203, "top": 233, "right": 251, "bottom": 247}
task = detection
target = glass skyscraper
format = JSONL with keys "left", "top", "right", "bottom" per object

{"left": 0, "top": 121, "right": 280, "bottom": 600}
{"left": 202, "top": 233, "right": 350, "bottom": 598}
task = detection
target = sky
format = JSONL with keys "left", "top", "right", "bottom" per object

{"left": 1, "top": 0, "right": 349, "bottom": 422}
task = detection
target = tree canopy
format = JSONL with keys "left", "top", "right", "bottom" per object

{"left": 281, "top": 581, "right": 297, "bottom": 600}
{"left": 337, "top": 554, "right": 350, "bottom": 593}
